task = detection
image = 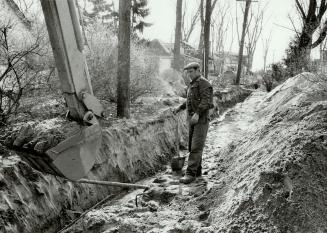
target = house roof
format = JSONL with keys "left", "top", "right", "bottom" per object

{"left": 149, "top": 39, "right": 172, "bottom": 56}
{"left": 148, "top": 39, "right": 213, "bottom": 61}
{"left": 149, "top": 39, "right": 199, "bottom": 56}
{"left": 215, "top": 51, "right": 248, "bottom": 57}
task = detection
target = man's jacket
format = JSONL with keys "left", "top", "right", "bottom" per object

{"left": 181, "top": 76, "right": 213, "bottom": 123}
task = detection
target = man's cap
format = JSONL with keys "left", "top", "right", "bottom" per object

{"left": 183, "top": 62, "right": 200, "bottom": 70}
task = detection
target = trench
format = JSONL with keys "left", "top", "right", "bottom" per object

{"left": 0, "top": 86, "right": 252, "bottom": 233}
{"left": 45, "top": 74, "right": 327, "bottom": 233}
{"left": 59, "top": 90, "right": 265, "bottom": 233}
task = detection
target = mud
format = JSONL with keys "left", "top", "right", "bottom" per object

{"left": 0, "top": 86, "right": 252, "bottom": 232}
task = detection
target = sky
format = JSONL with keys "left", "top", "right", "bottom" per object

{"left": 19, "top": 0, "right": 321, "bottom": 71}
{"left": 141, "top": 0, "right": 321, "bottom": 71}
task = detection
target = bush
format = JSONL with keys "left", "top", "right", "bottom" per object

{"left": 85, "top": 23, "right": 159, "bottom": 103}
{"left": 130, "top": 43, "right": 160, "bottom": 102}
{"left": 260, "top": 63, "right": 289, "bottom": 92}
{"left": 0, "top": 19, "right": 53, "bottom": 125}
{"left": 283, "top": 37, "right": 319, "bottom": 77}
{"left": 84, "top": 23, "right": 117, "bottom": 102}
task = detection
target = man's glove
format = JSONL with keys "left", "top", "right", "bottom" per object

{"left": 190, "top": 113, "right": 199, "bottom": 125}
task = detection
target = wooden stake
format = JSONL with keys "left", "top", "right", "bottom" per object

{"left": 77, "top": 179, "right": 149, "bottom": 189}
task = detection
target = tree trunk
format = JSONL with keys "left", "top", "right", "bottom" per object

{"left": 117, "top": 0, "right": 131, "bottom": 118}
{"left": 247, "top": 53, "right": 253, "bottom": 74}
{"left": 299, "top": 26, "right": 313, "bottom": 66}
{"left": 235, "top": 0, "right": 251, "bottom": 85}
{"left": 262, "top": 34, "right": 271, "bottom": 73}
{"left": 173, "top": 0, "right": 183, "bottom": 71}
{"left": 198, "top": 0, "right": 204, "bottom": 53}
{"left": 263, "top": 53, "right": 267, "bottom": 72}
{"left": 245, "top": 45, "right": 254, "bottom": 74}
{"left": 203, "top": 0, "right": 211, "bottom": 79}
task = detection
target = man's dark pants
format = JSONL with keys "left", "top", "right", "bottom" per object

{"left": 186, "top": 119, "right": 209, "bottom": 176}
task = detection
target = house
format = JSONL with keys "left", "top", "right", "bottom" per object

{"left": 148, "top": 39, "right": 201, "bottom": 73}
{"left": 212, "top": 51, "right": 249, "bottom": 75}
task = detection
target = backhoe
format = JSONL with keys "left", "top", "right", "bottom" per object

{"left": 28, "top": 0, "right": 104, "bottom": 181}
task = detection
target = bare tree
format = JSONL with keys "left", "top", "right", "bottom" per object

{"left": 198, "top": 0, "right": 205, "bottom": 51}
{"left": 297, "top": 0, "right": 327, "bottom": 48}
{"left": 203, "top": 0, "right": 212, "bottom": 78}
{"left": 212, "top": 2, "right": 232, "bottom": 74}
{"left": 285, "top": 0, "right": 327, "bottom": 72}
{"left": 235, "top": 0, "right": 251, "bottom": 85}
{"left": 198, "top": 0, "right": 218, "bottom": 51}
{"left": 117, "top": 0, "right": 131, "bottom": 118}
{"left": 173, "top": 0, "right": 183, "bottom": 71}
{"left": 200, "top": 0, "right": 218, "bottom": 78}
{"left": 262, "top": 31, "right": 272, "bottom": 72}
{"left": 181, "top": 0, "right": 200, "bottom": 42}
{"left": 0, "top": 20, "right": 46, "bottom": 125}
{"left": 244, "top": 3, "right": 267, "bottom": 73}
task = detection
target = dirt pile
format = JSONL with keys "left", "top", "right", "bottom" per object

{"left": 62, "top": 73, "right": 327, "bottom": 233}
{"left": 204, "top": 73, "right": 327, "bottom": 232}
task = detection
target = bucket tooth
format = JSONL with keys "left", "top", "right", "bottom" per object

{"left": 45, "top": 124, "right": 102, "bottom": 181}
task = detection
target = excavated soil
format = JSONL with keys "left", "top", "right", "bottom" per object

{"left": 2, "top": 73, "right": 326, "bottom": 233}
{"left": 0, "top": 86, "right": 251, "bottom": 233}
{"left": 63, "top": 73, "right": 327, "bottom": 233}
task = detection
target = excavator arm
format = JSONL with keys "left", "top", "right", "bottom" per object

{"left": 41, "top": 0, "right": 103, "bottom": 123}
{"left": 34, "top": 0, "right": 104, "bottom": 180}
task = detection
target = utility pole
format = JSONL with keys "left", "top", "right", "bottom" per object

{"left": 235, "top": 0, "right": 257, "bottom": 85}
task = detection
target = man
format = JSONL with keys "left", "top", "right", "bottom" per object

{"left": 174, "top": 62, "right": 213, "bottom": 184}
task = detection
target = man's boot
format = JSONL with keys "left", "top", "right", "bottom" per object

{"left": 179, "top": 174, "right": 196, "bottom": 184}
{"left": 196, "top": 168, "right": 202, "bottom": 177}
{"left": 196, "top": 164, "right": 202, "bottom": 177}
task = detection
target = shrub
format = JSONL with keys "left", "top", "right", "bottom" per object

{"left": 130, "top": 43, "right": 159, "bottom": 102}
{"left": 85, "top": 22, "right": 159, "bottom": 103}
{"left": 0, "top": 19, "right": 53, "bottom": 125}
{"left": 260, "top": 62, "right": 289, "bottom": 92}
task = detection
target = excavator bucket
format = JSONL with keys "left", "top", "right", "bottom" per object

{"left": 29, "top": 0, "right": 105, "bottom": 180}
{"left": 45, "top": 124, "right": 102, "bottom": 180}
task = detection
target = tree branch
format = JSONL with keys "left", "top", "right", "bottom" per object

{"left": 295, "top": 0, "right": 306, "bottom": 19}
{"left": 311, "top": 19, "right": 327, "bottom": 48}
{"left": 210, "top": 0, "right": 218, "bottom": 17}
{"left": 317, "top": 0, "right": 327, "bottom": 20}
{"left": 288, "top": 13, "right": 301, "bottom": 38}
{"left": 306, "top": 0, "right": 317, "bottom": 23}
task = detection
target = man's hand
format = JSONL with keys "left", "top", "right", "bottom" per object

{"left": 190, "top": 113, "right": 199, "bottom": 125}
